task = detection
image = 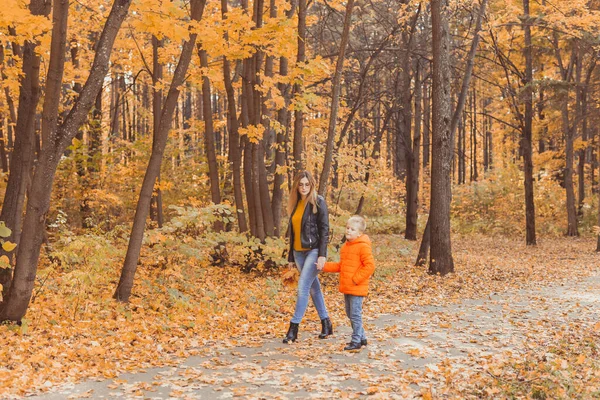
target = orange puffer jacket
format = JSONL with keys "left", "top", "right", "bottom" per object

{"left": 323, "top": 235, "right": 375, "bottom": 296}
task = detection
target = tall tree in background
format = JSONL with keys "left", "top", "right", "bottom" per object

{"left": 150, "top": 36, "right": 165, "bottom": 227}
{"left": 428, "top": 0, "right": 454, "bottom": 275}
{"left": 552, "top": 34, "right": 578, "bottom": 237}
{"left": 292, "top": 0, "right": 306, "bottom": 172}
{"left": 318, "top": 0, "right": 355, "bottom": 197}
{"left": 417, "top": 0, "right": 487, "bottom": 267}
{"left": 221, "top": 0, "right": 248, "bottom": 233}
{"left": 522, "top": 0, "right": 536, "bottom": 245}
{"left": 114, "top": 0, "right": 206, "bottom": 302}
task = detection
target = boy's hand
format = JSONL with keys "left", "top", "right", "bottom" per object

{"left": 316, "top": 256, "right": 326, "bottom": 271}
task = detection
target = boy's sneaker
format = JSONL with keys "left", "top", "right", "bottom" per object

{"left": 346, "top": 339, "right": 368, "bottom": 346}
{"left": 344, "top": 342, "right": 362, "bottom": 351}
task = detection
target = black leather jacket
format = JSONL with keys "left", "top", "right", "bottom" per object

{"left": 287, "top": 195, "right": 329, "bottom": 262}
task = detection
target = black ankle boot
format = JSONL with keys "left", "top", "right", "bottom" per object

{"left": 318, "top": 318, "right": 333, "bottom": 339}
{"left": 283, "top": 322, "right": 299, "bottom": 343}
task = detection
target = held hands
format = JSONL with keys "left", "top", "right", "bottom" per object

{"left": 317, "top": 256, "right": 326, "bottom": 271}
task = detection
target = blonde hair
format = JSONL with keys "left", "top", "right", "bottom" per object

{"left": 347, "top": 215, "right": 367, "bottom": 233}
{"left": 288, "top": 170, "right": 318, "bottom": 215}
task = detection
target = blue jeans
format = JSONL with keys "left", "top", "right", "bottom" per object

{"left": 291, "top": 249, "right": 329, "bottom": 324}
{"left": 344, "top": 294, "right": 366, "bottom": 344}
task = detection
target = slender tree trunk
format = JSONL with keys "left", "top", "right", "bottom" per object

{"left": 563, "top": 102, "right": 579, "bottom": 236}
{"left": 198, "top": 48, "right": 223, "bottom": 226}
{"left": 114, "top": 0, "right": 205, "bottom": 303}
{"left": 1, "top": 42, "right": 18, "bottom": 155}
{"left": 252, "top": 0, "right": 275, "bottom": 238}
{"left": 318, "top": 0, "right": 355, "bottom": 197}
{"left": 270, "top": 2, "right": 296, "bottom": 235}
{"left": 272, "top": 55, "right": 291, "bottom": 235}
{"left": 0, "top": 0, "right": 133, "bottom": 322}
{"left": 537, "top": 64, "right": 547, "bottom": 153}
{"left": 522, "top": 0, "right": 536, "bottom": 245}
{"left": 423, "top": 79, "right": 431, "bottom": 169}
{"left": 0, "top": 116, "right": 7, "bottom": 172}
{"left": 458, "top": 113, "right": 465, "bottom": 184}
{"left": 597, "top": 131, "right": 600, "bottom": 251}
{"left": 292, "top": 0, "right": 306, "bottom": 172}
{"left": 355, "top": 108, "right": 394, "bottom": 215}
{"left": 483, "top": 98, "right": 490, "bottom": 170}
{"left": 472, "top": 88, "right": 478, "bottom": 181}
{"left": 221, "top": 0, "right": 248, "bottom": 233}
{"left": 551, "top": 37, "right": 578, "bottom": 236}
{"left": 0, "top": 45, "right": 13, "bottom": 171}
{"left": 151, "top": 36, "right": 164, "bottom": 227}
{"left": 405, "top": 61, "right": 421, "bottom": 240}
{"left": 576, "top": 44, "right": 584, "bottom": 217}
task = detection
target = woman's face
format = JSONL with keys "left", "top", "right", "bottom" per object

{"left": 298, "top": 177, "right": 311, "bottom": 198}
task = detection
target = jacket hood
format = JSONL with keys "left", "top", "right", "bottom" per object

{"left": 346, "top": 234, "right": 370, "bottom": 245}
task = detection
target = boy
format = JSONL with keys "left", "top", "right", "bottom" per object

{"left": 319, "top": 215, "right": 375, "bottom": 350}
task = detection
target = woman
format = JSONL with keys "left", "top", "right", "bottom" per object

{"left": 283, "top": 170, "right": 333, "bottom": 343}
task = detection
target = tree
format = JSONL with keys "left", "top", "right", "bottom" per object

{"left": 0, "top": 0, "right": 51, "bottom": 297}
{"left": 522, "top": 0, "right": 536, "bottom": 245}
{"left": 221, "top": 0, "right": 248, "bottom": 233}
{"left": 114, "top": 0, "right": 207, "bottom": 302}
{"left": 318, "top": 0, "right": 356, "bottom": 197}
{"left": 428, "top": 0, "right": 454, "bottom": 275}
{"left": 417, "top": 0, "right": 487, "bottom": 267}
{"left": 0, "top": 0, "right": 133, "bottom": 322}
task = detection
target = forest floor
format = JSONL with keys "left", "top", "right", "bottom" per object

{"left": 2, "top": 234, "right": 600, "bottom": 399}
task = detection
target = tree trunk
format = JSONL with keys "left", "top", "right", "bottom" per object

{"left": 522, "top": 0, "right": 536, "bottom": 245}
{"left": 472, "top": 88, "right": 478, "bottom": 181}
{"left": 429, "top": 0, "right": 454, "bottom": 275}
{"left": 198, "top": 48, "right": 222, "bottom": 227}
{"left": 597, "top": 131, "right": 600, "bottom": 251}
{"left": 0, "top": 43, "right": 18, "bottom": 157}
{"left": 252, "top": 0, "right": 275, "bottom": 238}
{"left": 0, "top": 0, "right": 51, "bottom": 298}
{"left": 423, "top": 79, "right": 431, "bottom": 169}
{"left": 0, "top": 45, "right": 13, "bottom": 171}
{"left": 292, "top": 0, "right": 306, "bottom": 172}
{"left": 551, "top": 37, "right": 578, "bottom": 237}
{"left": 0, "top": 0, "right": 132, "bottom": 322}
{"left": 405, "top": 61, "right": 421, "bottom": 240}
{"left": 563, "top": 102, "right": 579, "bottom": 236}
{"left": 151, "top": 36, "right": 164, "bottom": 227}
{"left": 416, "top": 0, "right": 487, "bottom": 268}
{"left": 416, "top": 217, "right": 430, "bottom": 266}
{"left": 221, "top": 0, "right": 248, "bottom": 233}
{"left": 356, "top": 108, "right": 394, "bottom": 215}
{"left": 318, "top": 0, "right": 355, "bottom": 197}
{"left": 272, "top": 55, "right": 291, "bottom": 236}
{"left": 114, "top": 0, "right": 204, "bottom": 303}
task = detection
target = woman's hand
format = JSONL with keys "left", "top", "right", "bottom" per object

{"left": 316, "top": 256, "right": 326, "bottom": 271}
{"left": 288, "top": 262, "right": 296, "bottom": 270}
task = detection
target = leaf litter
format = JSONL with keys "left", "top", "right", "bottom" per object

{"left": 1, "top": 234, "right": 599, "bottom": 398}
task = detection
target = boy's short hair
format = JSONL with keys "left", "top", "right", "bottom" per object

{"left": 347, "top": 215, "right": 367, "bottom": 233}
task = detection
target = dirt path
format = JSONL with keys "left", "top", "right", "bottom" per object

{"left": 27, "top": 274, "right": 600, "bottom": 399}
